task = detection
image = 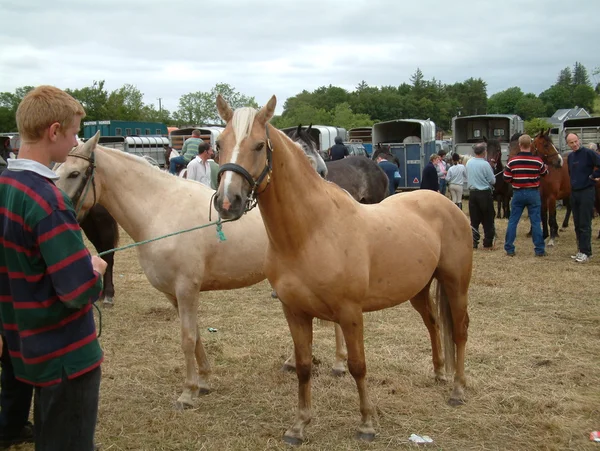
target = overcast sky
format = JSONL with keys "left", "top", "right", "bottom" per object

{"left": 1, "top": 0, "right": 598, "bottom": 114}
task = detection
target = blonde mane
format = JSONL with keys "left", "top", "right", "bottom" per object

{"left": 232, "top": 107, "right": 258, "bottom": 152}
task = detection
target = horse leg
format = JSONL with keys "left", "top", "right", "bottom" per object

{"left": 175, "top": 288, "right": 205, "bottom": 408}
{"left": 101, "top": 251, "right": 115, "bottom": 306}
{"left": 561, "top": 199, "right": 571, "bottom": 230}
{"left": 541, "top": 204, "right": 549, "bottom": 241}
{"left": 331, "top": 323, "right": 347, "bottom": 376}
{"left": 496, "top": 198, "right": 502, "bottom": 219}
{"left": 410, "top": 282, "right": 444, "bottom": 381}
{"left": 281, "top": 304, "right": 313, "bottom": 445}
{"left": 435, "top": 275, "right": 469, "bottom": 406}
{"left": 548, "top": 198, "right": 559, "bottom": 246}
{"left": 339, "top": 308, "right": 375, "bottom": 441}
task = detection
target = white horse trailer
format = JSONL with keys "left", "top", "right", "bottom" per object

{"left": 169, "top": 126, "right": 224, "bottom": 151}
{"left": 280, "top": 125, "right": 347, "bottom": 159}
{"left": 97, "top": 136, "right": 170, "bottom": 167}
{"left": 452, "top": 114, "right": 523, "bottom": 163}
{"left": 372, "top": 119, "right": 436, "bottom": 190}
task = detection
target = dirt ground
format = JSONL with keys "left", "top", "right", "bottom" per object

{"left": 13, "top": 206, "right": 600, "bottom": 451}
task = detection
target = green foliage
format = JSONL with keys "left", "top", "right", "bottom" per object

{"left": 0, "top": 86, "right": 34, "bottom": 131}
{"left": 487, "top": 87, "right": 524, "bottom": 115}
{"left": 173, "top": 83, "right": 258, "bottom": 125}
{"left": 524, "top": 118, "right": 554, "bottom": 137}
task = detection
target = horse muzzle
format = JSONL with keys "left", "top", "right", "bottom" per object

{"left": 213, "top": 191, "right": 246, "bottom": 220}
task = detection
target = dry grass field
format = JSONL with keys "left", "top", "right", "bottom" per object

{"left": 13, "top": 207, "right": 600, "bottom": 451}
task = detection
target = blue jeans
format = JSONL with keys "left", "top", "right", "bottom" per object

{"left": 439, "top": 179, "right": 447, "bottom": 195}
{"left": 169, "top": 155, "right": 187, "bottom": 174}
{"left": 504, "top": 188, "right": 544, "bottom": 255}
{"left": 571, "top": 186, "right": 595, "bottom": 256}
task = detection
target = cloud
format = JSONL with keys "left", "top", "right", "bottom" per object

{"left": 0, "top": 0, "right": 597, "bottom": 114}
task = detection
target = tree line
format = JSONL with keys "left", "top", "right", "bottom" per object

{"left": 1, "top": 62, "right": 598, "bottom": 135}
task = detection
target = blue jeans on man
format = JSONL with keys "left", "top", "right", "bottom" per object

{"left": 169, "top": 155, "right": 187, "bottom": 174}
{"left": 571, "top": 186, "right": 595, "bottom": 257}
{"left": 504, "top": 188, "right": 545, "bottom": 256}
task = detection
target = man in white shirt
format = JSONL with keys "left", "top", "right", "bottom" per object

{"left": 186, "top": 142, "right": 212, "bottom": 187}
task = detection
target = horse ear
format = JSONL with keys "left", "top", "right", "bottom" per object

{"left": 538, "top": 128, "right": 544, "bottom": 137}
{"left": 257, "top": 95, "right": 277, "bottom": 124}
{"left": 546, "top": 128, "right": 551, "bottom": 136}
{"left": 308, "top": 123, "right": 313, "bottom": 131}
{"left": 76, "top": 131, "right": 99, "bottom": 157}
{"left": 297, "top": 124, "right": 302, "bottom": 135}
{"left": 216, "top": 95, "right": 233, "bottom": 123}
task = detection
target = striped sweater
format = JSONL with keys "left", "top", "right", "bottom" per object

{"left": 0, "top": 163, "right": 103, "bottom": 386}
{"left": 503, "top": 153, "right": 548, "bottom": 189}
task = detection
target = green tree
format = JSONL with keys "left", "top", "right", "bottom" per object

{"left": 105, "top": 84, "right": 145, "bottom": 121}
{"left": 524, "top": 118, "right": 553, "bottom": 137}
{"left": 515, "top": 93, "right": 546, "bottom": 120}
{"left": 330, "top": 103, "right": 374, "bottom": 130}
{"left": 0, "top": 86, "right": 34, "bottom": 131}
{"left": 571, "top": 84, "right": 596, "bottom": 111}
{"left": 270, "top": 103, "right": 332, "bottom": 129}
{"left": 539, "top": 84, "right": 572, "bottom": 115}
{"left": 65, "top": 81, "right": 108, "bottom": 121}
{"left": 487, "top": 87, "right": 524, "bottom": 114}
{"left": 173, "top": 83, "right": 258, "bottom": 125}
{"left": 446, "top": 78, "right": 488, "bottom": 116}
{"left": 572, "top": 62, "right": 591, "bottom": 86}
{"left": 556, "top": 67, "right": 573, "bottom": 87}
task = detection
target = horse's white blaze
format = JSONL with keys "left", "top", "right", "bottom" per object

{"left": 223, "top": 108, "right": 257, "bottom": 197}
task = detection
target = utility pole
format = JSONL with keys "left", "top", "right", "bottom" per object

{"left": 157, "top": 98, "right": 162, "bottom": 113}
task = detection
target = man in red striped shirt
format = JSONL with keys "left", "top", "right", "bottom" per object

{"left": 0, "top": 86, "right": 107, "bottom": 451}
{"left": 503, "top": 134, "right": 548, "bottom": 257}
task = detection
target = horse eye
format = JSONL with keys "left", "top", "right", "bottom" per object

{"left": 254, "top": 142, "right": 265, "bottom": 152}
{"left": 67, "top": 171, "right": 80, "bottom": 179}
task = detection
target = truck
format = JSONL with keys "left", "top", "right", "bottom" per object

{"left": 348, "top": 127, "right": 373, "bottom": 156}
{"left": 452, "top": 114, "right": 523, "bottom": 162}
{"left": 372, "top": 118, "right": 437, "bottom": 190}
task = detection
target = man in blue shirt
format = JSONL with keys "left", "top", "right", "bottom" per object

{"left": 376, "top": 154, "right": 400, "bottom": 195}
{"left": 466, "top": 143, "right": 496, "bottom": 249}
{"left": 566, "top": 133, "right": 600, "bottom": 263}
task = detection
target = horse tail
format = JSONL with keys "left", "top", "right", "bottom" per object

{"left": 436, "top": 281, "right": 456, "bottom": 375}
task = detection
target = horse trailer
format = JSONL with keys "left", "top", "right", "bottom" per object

{"left": 560, "top": 117, "right": 600, "bottom": 152}
{"left": 280, "top": 125, "right": 347, "bottom": 159}
{"left": 169, "top": 126, "right": 224, "bottom": 151}
{"left": 83, "top": 120, "right": 168, "bottom": 139}
{"left": 452, "top": 114, "right": 523, "bottom": 163}
{"left": 372, "top": 119, "right": 436, "bottom": 190}
{"left": 348, "top": 127, "right": 373, "bottom": 156}
{"left": 97, "top": 136, "right": 170, "bottom": 167}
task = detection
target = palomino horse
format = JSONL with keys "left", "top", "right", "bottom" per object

{"left": 213, "top": 96, "right": 472, "bottom": 444}
{"left": 54, "top": 133, "right": 270, "bottom": 408}
{"left": 487, "top": 138, "right": 512, "bottom": 219}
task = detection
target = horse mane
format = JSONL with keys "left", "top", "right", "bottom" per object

{"left": 232, "top": 107, "right": 258, "bottom": 152}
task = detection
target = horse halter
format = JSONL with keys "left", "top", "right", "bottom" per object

{"left": 216, "top": 124, "right": 273, "bottom": 213}
{"left": 533, "top": 139, "right": 560, "bottom": 163}
{"left": 68, "top": 152, "right": 97, "bottom": 216}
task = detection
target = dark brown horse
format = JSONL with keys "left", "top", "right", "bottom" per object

{"left": 523, "top": 130, "right": 571, "bottom": 246}
{"left": 80, "top": 204, "right": 119, "bottom": 305}
{"left": 290, "top": 125, "right": 389, "bottom": 203}
{"left": 486, "top": 137, "right": 512, "bottom": 218}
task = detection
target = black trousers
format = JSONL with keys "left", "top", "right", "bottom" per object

{"left": 34, "top": 366, "right": 101, "bottom": 451}
{"left": 0, "top": 336, "right": 34, "bottom": 440}
{"left": 571, "top": 186, "right": 595, "bottom": 256}
{"left": 469, "top": 190, "right": 496, "bottom": 248}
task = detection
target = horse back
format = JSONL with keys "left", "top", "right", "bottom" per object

{"left": 326, "top": 156, "right": 388, "bottom": 204}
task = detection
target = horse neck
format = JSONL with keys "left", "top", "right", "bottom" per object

{"left": 94, "top": 147, "right": 179, "bottom": 241}
{"left": 257, "top": 127, "right": 338, "bottom": 250}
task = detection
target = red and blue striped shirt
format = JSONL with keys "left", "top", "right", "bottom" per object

{"left": 0, "top": 162, "right": 103, "bottom": 386}
{"left": 504, "top": 152, "right": 548, "bottom": 189}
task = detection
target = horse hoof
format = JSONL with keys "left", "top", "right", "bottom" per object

{"left": 448, "top": 397, "right": 465, "bottom": 407}
{"left": 356, "top": 431, "right": 376, "bottom": 442}
{"left": 198, "top": 387, "right": 211, "bottom": 396}
{"left": 174, "top": 401, "right": 193, "bottom": 411}
{"left": 281, "top": 363, "right": 296, "bottom": 373}
{"left": 283, "top": 434, "right": 304, "bottom": 446}
{"left": 102, "top": 298, "right": 114, "bottom": 308}
{"left": 331, "top": 368, "right": 346, "bottom": 377}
